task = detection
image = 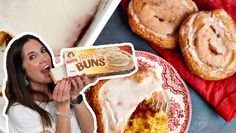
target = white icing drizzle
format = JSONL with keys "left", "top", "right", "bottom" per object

{"left": 129, "top": 2, "right": 169, "bottom": 39}
{"left": 129, "top": 0, "right": 197, "bottom": 39}
{"left": 187, "top": 12, "right": 232, "bottom": 65}
{"left": 181, "top": 12, "right": 204, "bottom": 66}
{"left": 180, "top": 0, "right": 196, "bottom": 11}
{"left": 98, "top": 69, "right": 163, "bottom": 133}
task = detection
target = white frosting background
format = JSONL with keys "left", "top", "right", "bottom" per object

{"left": 0, "top": 0, "right": 100, "bottom": 56}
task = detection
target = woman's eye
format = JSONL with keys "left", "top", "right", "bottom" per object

{"left": 41, "top": 48, "right": 47, "bottom": 53}
{"left": 29, "top": 54, "right": 36, "bottom": 60}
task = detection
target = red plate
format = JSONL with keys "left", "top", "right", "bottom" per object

{"left": 136, "top": 51, "right": 192, "bottom": 133}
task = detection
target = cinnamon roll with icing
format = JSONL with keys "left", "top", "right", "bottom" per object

{"left": 85, "top": 69, "right": 168, "bottom": 133}
{"left": 179, "top": 9, "right": 236, "bottom": 80}
{"left": 128, "top": 0, "right": 198, "bottom": 49}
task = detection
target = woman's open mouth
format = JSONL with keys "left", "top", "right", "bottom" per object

{"left": 41, "top": 64, "right": 51, "bottom": 75}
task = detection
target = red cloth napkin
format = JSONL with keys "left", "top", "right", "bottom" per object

{"left": 121, "top": 0, "right": 236, "bottom": 122}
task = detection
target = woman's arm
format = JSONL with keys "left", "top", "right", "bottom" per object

{"left": 73, "top": 101, "right": 94, "bottom": 133}
{"left": 53, "top": 78, "right": 71, "bottom": 133}
{"left": 55, "top": 103, "right": 71, "bottom": 133}
{"left": 70, "top": 74, "right": 96, "bottom": 133}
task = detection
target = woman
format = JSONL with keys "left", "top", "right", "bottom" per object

{"left": 5, "top": 34, "right": 95, "bottom": 133}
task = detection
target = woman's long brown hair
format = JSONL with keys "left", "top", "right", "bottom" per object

{"left": 5, "top": 34, "right": 55, "bottom": 128}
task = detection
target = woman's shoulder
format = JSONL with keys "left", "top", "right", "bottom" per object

{"left": 9, "top": 103, "right": 31, "bottom": 111}
{"left": 7, "top": 103, "right": 52, "bottom": 132}
{"left": 8, "top": 103, "right": 39, "bottom": 118}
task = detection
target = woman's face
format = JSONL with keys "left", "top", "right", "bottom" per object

{"left": 22, "top": 39, "right": 52, "bottom": 84}
{"left": 68, "top": 53, "right": 74, "bottom": 58}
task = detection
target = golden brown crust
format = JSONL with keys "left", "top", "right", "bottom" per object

{"left": 179, "top": 13, "right": 203, "bottom": 79}
{"left": 85, "top": 80, "right": 107, "bottom": 133}
{"left": 0, "top": 31, "right": 12, "bottom": 46}
{"left": 0, "top": 31, "right": 12, "bottom": 96}
{"left": 179, "top": 9, "right": 236, "bottom": 80}
{"left": 128, "top": 0, "right": 198, "bottom": 49}
{"left": 124, "top": 92, "right": 168, "bottom": 133}
{"left": 85, "top": 69, "right": 165, "bottom": 132}
{"left": 128, "top": 9, "right": 178, "bottom": 49}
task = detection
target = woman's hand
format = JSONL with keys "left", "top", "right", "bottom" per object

{"left": 70, "top": 74, "right": 97, "bottom": 100}
{"left": 69, "top": 74, "right": 97, "bottom": 133}
{"left": 53, "top": 78, "right": 71, "bottom": 133}
{"left": 52, "top": 78, "right": 71, "bottom": 113}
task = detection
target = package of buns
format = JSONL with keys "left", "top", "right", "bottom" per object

{"left": 64, "top": 43, "right": 137, "bottom": 76}
{"left": 50, "top": 43, "right": 138, "bottom": 83}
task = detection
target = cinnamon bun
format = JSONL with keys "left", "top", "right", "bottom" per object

{"left": 179, "top": 9, "right": 236, "bottom": 80}
{"left": 85, "top": 69, "right": 168, "bottom": 133}
{"left": 128, "top": 0, "right": 198, "bottom": 49}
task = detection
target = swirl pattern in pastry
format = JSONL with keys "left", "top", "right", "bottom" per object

{"left": 128, "top": 0, "right": 198, "bottom": 49}
{"left": 179, "top": 9, "right": 236, "bottom": 80}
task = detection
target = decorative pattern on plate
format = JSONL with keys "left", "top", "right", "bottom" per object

{"left": 136, "top": 51, "right": 192, "bottom": 133}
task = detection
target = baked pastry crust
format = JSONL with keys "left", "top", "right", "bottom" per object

{"left": 0, "top": 31, "right": 12, "bottom": 96}
{"left": 124, "top": 94, "right": 168, "bottom": 133}
{"left": 0, "top": 31, "right": 12, "bottom": 46}
{"left": 179, "top": 9, "right": 236, "bottom": 80}
{"left": 128, "top": 0, "right": 198, "bottom": 49}
{"left": 85, "top": 69, "right": 167, "bottom": 133}
{"left": 86, "top": 80, "right": 107, "bottom": 133}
